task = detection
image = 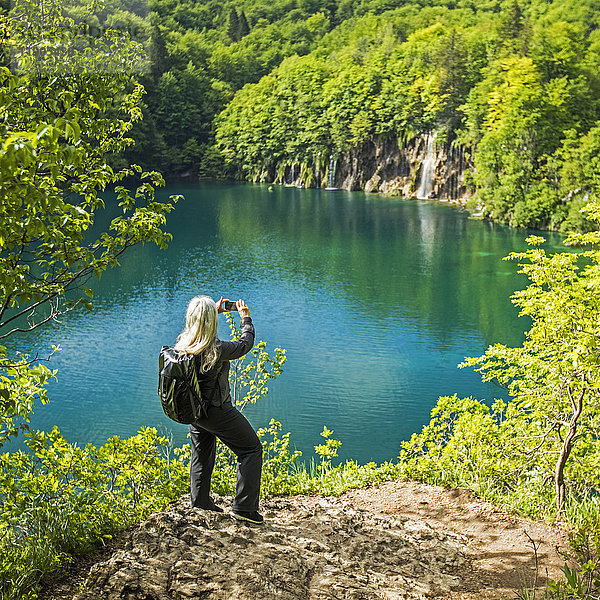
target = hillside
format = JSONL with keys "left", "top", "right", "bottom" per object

{"left": 106, "top": 0, "right": 600, "bottom": 232}
{"left": 23, "top": 0, "right": 599, "bottom": 231}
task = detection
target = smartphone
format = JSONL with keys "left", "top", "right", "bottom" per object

{"left": 223, "top": 300, "right": 237, "bottom": 311}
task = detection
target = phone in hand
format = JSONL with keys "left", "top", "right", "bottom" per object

{"left": 223, "top": 300, "right": 237, "bottom": 311}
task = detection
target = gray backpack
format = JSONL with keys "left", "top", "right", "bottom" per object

{"left": 158, "top": 346, "right": 207, "bottom": 424}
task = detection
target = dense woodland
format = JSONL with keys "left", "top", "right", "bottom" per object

{"left": 73, "top": 0, "right": 600, "bottom": 232}
{"left": 3, "top": 0, "right": 597, "bottom": 229}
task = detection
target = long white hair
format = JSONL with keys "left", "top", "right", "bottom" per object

{"left": 174, "top": 295, "right": 219, "bottom": 372}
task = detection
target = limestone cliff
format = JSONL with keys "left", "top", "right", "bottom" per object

{"left": 274, "top": 134, "right": 472, "bottom": 203}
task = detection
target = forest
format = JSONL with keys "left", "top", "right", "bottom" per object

{"left": 76, "top": 0, "right": 600, "bottom": 232}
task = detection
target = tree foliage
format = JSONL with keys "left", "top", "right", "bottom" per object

{"left": 0, "top": 0, "right": 179, "bottom": 494}
{"left": 208, "top": 0, "right": 600, "bottom": 231}
{"left": 1, "top": 1, "right": 179, "bottom": 341}
{"left": 125, "top": 0, "right": 336, "bottom": 176}
{"left": 0, "top": 3, "right": 179, "bottom": 597}
{"left": 400, "top": 201, "right": 600, "bottom": 516}
{"left": 0, "top": 0, "right": 179, "bottom": 454}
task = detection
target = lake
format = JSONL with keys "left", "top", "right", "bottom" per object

{"left": 11, "top": 184, "right": 565, "bottom": 464}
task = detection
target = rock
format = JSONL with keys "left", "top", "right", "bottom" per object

{"left": 74, "top": 495, "right": 465, "bottom": 600}
{"left": 364, "top": 173, "right": 382, "bottom": 193}
{"left": 273, "top": 134, "right": 472, "bottom": 203}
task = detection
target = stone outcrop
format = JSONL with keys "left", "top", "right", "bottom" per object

{"left": 275, "top": 134, "right": 471, "bottom": 203}
{"left": 75, "top": 494, "right": 465, "bottom": 600}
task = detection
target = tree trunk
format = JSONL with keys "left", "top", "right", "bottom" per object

{"left": 554, "top": 386, "right": 584, "bottom": 513}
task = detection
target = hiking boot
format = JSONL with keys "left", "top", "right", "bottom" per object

{"left": 232, "top": 510, "right": 264, "bottom": 524}
{"left": 194, "top": 500, "right": 223, "bottom": 513}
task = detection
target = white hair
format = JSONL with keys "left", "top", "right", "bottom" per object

{"left": 173, "top": 295, "right": 219, "bottom": 372}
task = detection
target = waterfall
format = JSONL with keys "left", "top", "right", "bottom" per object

{"left": 416, "top": 133, "right": 436, "bottom": 200}
{"left": 451, "top": 145, "right": 457, "bottom": 200}
{"left": 286, "top": 162, "right": 297, "bottom": 186}
{"left": 327, "top": 155, "right": 337, "bottom": 189}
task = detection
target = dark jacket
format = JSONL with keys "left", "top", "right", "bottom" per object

{"left": 194, "top": 317, "right": 255, "bottom": 407}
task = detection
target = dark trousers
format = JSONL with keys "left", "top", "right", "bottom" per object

{"left": 189, "top": 401, "right": 262, "bottom": 512}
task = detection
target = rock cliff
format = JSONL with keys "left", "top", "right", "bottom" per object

{"left": 275, "top": 134, "right": 471, "bottom": 203}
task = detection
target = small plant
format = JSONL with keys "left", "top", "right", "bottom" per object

{"left": 225, "top": 312, "right": 287, "bottom": 411}
{"left": 314, "top": 426, "right": 342, "bottom": 476}
{"left": 515, "top": 532, "right": 543, "bottom": 600}
{"left": 546, "top": 528, "right": 600, "bottom": 599}
{"left": 258, "top": 419, "right": 303, "bottom": 496}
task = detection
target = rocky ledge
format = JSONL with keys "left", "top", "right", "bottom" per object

{"left": 74, "top": 494, "right": 466, "bottom": 600}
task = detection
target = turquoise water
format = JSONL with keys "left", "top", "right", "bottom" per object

{"left": 11, "top": 184, "right": 565, "bottom": 463}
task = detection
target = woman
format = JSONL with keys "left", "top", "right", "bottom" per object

{"left": 174, "top": 295, "right": 263, "bottom": 524}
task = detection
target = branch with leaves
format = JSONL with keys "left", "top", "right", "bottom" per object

{"left": 224, "top": 312, "right": 286, "bottom": 412}
{"left": 0, "top": 0, "right": 180, "bottom": 456}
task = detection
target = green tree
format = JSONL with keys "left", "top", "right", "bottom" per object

{"left": 149, "top": 25, "right": 171, "bottom": 80}
{"left": 0, "top": 82, "right": 176, "bottom": 335}
{"left": 0, "top": 0, "right": 179, "bottom": 438}
{"left": 469, "top": 56, "right": 549, "bottom": 226}
{"left": 227, "top": 7, "right": 240, "bottom": 42}
{"left": 239, "top": 10, "right": 250, "bottom": 38}
{"left": 435, "top": 29, "right": 471, "bottom": 129}
{"left": 0, "top": 2, "right": 183, "bottom": 595}
{"left": 498, "top": 0, "right": 526, "bottom": 54}
{"left": 462, "top": 209, "right": 600, "bottom": 512}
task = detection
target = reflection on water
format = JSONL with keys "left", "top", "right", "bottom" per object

{"left": 8, "top": 184, "right": 566, "bottom": 463}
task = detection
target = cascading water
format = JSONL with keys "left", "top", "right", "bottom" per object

{"left": 286, "top": 162, "right": 297, "bottom": 186}
{"left": 327, "top": 155, "right": 337, "bottom": 189}
{"left": 416, "top": 133, "right": 436, "bottom": 200}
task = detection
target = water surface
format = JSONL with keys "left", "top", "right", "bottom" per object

{"left": 11, "top": 184, "right": 565, "bottom": 463}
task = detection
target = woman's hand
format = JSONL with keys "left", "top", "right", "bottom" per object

{"left": 236, "top": 299, "right": 250, "bottom": 318}
{"left": 216, "top": 297, "right": 225, "bottom": 313}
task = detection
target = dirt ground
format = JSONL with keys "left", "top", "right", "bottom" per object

{"left": 342, "top": 480, "right": 571, "bottom": 599}
{"left": 40, "top": 479, "right": 571, "bottom": 600}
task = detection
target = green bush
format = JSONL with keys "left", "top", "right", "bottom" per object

{"left": 0, "top": 427, "right": 189, "bottom": 600}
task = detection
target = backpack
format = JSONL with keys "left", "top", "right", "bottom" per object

{"left": 158, "top": 346, "right": 208, "bottom": 424}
